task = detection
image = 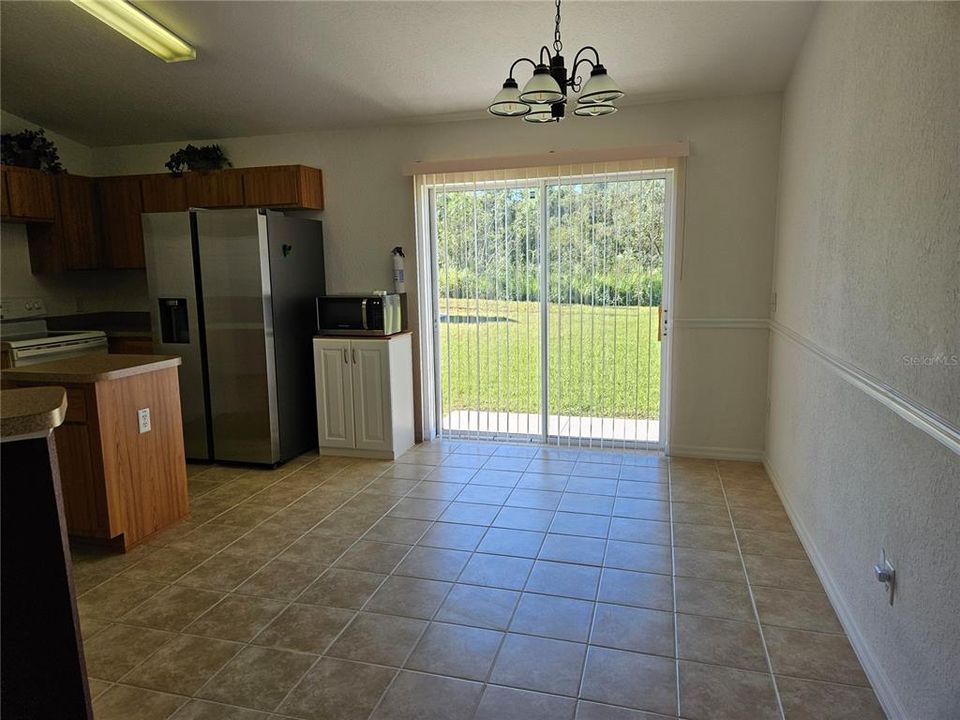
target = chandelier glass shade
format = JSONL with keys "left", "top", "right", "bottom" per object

{"left": 487, "top": 0, "right": 623, "bottom": 123}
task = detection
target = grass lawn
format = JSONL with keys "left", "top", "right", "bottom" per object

{"left": 438, "top": 298, "right": 661, "bottom": 420}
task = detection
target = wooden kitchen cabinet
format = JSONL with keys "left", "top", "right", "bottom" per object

{"left": 241, "top": 165, "right": 324, "bottom": 209}
{"left": 26, "top": 174, "right": 101, "bottom": 273}
{"left": 186, "top": 169, "right": 244, "bottom": 208}
{"left": 97, "top": 176, "right": 145, "bottom": 268}
{"left": 313, "top": 334, "right": 414, "bottom": 460}
{"left": 141, "top": 173, "right": 188, "bottom": 212}
{"left": 3, "top": 355, "right": 189, "bottom": 550}
{"left": 1, "top": 165, "right": 56, "bottom": 222}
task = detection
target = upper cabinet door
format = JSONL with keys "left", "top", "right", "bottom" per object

{"left": 2, "top": 166, "right": 56, "bottom": 221}
{"left": 314, "top": 338, "right": 355, "bottom": 449}
{"left": 97, "top": 176, "right": 145, "bottom": 269}
{"left": 241, "top": 166, "right": 324, "bottom": 210}
{"left": 351, "top": 341, "right": 392, "bottom": 452}
{"left": 141, "top": 174, "right": 188, "bottom": 212}
{"left": 185, "top": 170, "right": 244, "bottom": 208}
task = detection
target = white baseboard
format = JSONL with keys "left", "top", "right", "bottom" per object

{"left": 763, "top": 457, "right": 906, "bottom": 720}
{"left": 668, "top": 444, "right": 764, "bottom": 461}
{"left": 318, "top": 446, "right": 401, "bottom": 461}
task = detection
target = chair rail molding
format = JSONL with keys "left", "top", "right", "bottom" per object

{"left": 769, "top": 320, "right": 960, "bottom": 457}
{"left": 673, "top": 317, "right": 769, "bottom": 330}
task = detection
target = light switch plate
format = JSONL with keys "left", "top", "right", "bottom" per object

{"left": 137, "top": 408, "right": 151, "bottom": 434}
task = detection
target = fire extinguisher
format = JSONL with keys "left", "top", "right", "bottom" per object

{"left": 392, "top": 246, "right": 406, "bottom": 294}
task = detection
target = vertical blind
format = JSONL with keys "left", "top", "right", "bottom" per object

{"left": 414, "top": 155, "right": 684, "bottom": 449}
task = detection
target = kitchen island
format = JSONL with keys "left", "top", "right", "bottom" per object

{"left": 3, "top": 354, "right": 189, "bottom": 551}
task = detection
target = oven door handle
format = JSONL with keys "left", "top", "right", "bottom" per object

{"left": 361, "top": 298, "right": 368, "bottom": 330}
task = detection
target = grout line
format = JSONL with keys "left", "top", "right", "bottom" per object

{"left": 716, "top": 460, "right": 786, "bottom": 720}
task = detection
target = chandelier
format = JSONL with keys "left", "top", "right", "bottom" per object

{"left": 488, "top": 0, "right": 624, "bottom": 123}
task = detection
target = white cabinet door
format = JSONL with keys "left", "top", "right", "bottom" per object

{"left": 314, "top": 339, "right": 355, "bottom": 449}
{"left": 351, "top": 341, "right": 392, "bottom": 452}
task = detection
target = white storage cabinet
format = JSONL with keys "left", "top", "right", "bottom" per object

{"left": 313, "top": 334, "right": 415, "bottom": 460}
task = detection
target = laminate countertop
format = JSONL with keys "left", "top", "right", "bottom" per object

{"left": 2, "top": 354, "right": 182, "bottom": 384}
{"left": 0, "top": 386, "right": 67, "bottom": 438}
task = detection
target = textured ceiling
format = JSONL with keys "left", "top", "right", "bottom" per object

{"left": 0, "top": 1, "right": 817, "bottom": 146}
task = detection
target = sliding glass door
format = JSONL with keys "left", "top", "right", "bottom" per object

{"left": 430, "top": 168, "right": 671, "bottom": 449}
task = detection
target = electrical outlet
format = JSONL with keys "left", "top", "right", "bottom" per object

{"left": 874, "top": 548, "right": 896, "bottom": 606}
{"left": 137, "top": 408, "right": 152, "bottom": 434}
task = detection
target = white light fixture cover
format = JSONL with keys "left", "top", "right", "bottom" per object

{"left": 488, "top": 79, "right": 531, "bottom": 117}
{"left": 573, "top": 102, "right": 618, "bottom": 117}
{"left": 519, "top": 66, "right": 565, "bottom": 104}
{"left": 522, "top": 104, "right": 556, "bottom": 123}
{"left": 71, "top": 0, "right": 197, "bottom": 62}
{"left": 578, "top": 65, "right": 623, "bottom": 104}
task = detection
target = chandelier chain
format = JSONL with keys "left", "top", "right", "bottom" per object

{"left": 553, "top": 0, "right": 562, "bottom": 53}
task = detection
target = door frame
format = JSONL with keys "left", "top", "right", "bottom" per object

{"left": 416, "top": 167, "right": 679, "bottom": 452}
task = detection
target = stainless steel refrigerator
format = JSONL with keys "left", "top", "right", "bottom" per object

{"left": 142, "top": 209, "right": 325, "bottom": 465}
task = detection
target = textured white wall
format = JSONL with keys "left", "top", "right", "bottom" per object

{"left": 768, "top": 4, "right": 960, "bottom": 718}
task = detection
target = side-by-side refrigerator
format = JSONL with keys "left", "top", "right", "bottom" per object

{"left": 142, "top": 209, "right": 325, "bottom": 465}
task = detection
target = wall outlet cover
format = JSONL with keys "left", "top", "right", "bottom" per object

{"left": 137, "top": 408, "right": 151, "bottom": 434}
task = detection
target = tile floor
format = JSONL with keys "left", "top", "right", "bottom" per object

{"left": 73, "top": 441, "right": 887, "bottom": 720}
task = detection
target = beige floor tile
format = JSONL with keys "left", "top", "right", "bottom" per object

{"left": 334, "top": 540, "right": 411, "bottom": 574}
{"left": 122, "top": 586, "right": 224, "bottom": 631}
{"left": 312, "top": 510, "right": 381, "bottom": 538}
{"left": 678, "top": 660, "right": 779, "bottom": 720}
{"left": 539, "top": 533, "right": 606, "bottom": 565}
{"left": 235, "top": 559, "right": 324, "bottom": 600}
{"left": 394, "top": 545, "right": 470, "bottom": 581}
{"left": 168, "top": 523, "right": 250, "bottom": 555}
{"left": 604, "top": 540, "right": 672, "bottom": 575}
{"left": 490, "top": 634, "right": 586, "bottom": 696}
{"left": 671, "top": 522, "right": 738, "bottom": 552}
{"left": 197, "top": 645, "right": 317, "bottom": 712}
{"left": 382, "top": 463, "right": 435, "bottom": 480}
{"left": 670, "top": 482, "right": 725, "bottom": 505}
{"left": 743, "top": 554, "right": 820, "bottom": 589}
{"left": 616, "top": 480, "right": 669, "bottom": 500}
{"left": 185, "top": 594, "right": 287, "bottom": 642}
{"left": 370, "top": 670, "right": 483, "bottom": 720}
{"left": 365, "top": 517, "right": 432, "bottom": 544}
{"left": 559, "top": 493, "right": 616, "bottom": 516}
{"left": 170, "top": 699, "right": 272, "bottom": 719}
{"left": 278, "top": 534, "right": 355, "bottom": 568}
{"left": 177, "top": 553, "right": 266, "bottom": 592}
{"left": 122, "top": 547, "right": 211, "bottom": 582}
{"left": 763, "top": 625, "right": 870, "bottom": 686}
{"left": 253, "top": 603, "right": 355, "bottom": 653}
{"left": 510, "top": 593, "right": 595, "bottom": 642}
{"left": 86, "top": 678, "right": 112, "bottom": 700}
{"left": 675, "top": 577, "right": 754, "bottom": 622}
{"left": 459, "top": 552, "right": 534, "bottom": 590}
{"left": 475, "top": 685, "right": 576, "bottom": 720}
{"left": 671, "top": 501, "right": 731, "bottom": 528}
{"left": 406, "top": 622, "right": 503, "bottom": 680}
{"left": 597, "top": 568, "right": 673, "bottom": 611}
{"left": 752, "top": 587, "right": 844, "bottom": 634}
{"left": 279, "top": 657, "right": 396, "bottom": 720}
{"left": 736, "top": 528, "right": 807, "bottom": 560}
{"left": 677, "top": 614, "right": 768, "bottom": 672}
{"left": 222, "top": 524, "right": 301, "bottom": 558}
{"left": 76, "top": 575, "right": 165, "bottom": 620}
{"left": 776, "top": 676, "right": 886, "bottom": 720}
{"left": 298, "top": 568, "right": 387, "bottom": 609}
{"left": 611, "top": 497, "right": 669, "bottom": 521}
{"left": 418, "top": 521, "right": 486, "bottom": 550}
{"left": 591, "top": 603, "right": 675, "bottom": 657}
{"left": 729, "top": 506, "right": 793, "bottom": 532}
{"left": 388, "top": 497, "right": 451, "bottom": 521}
{"left": 364, "top": 575, "right": 453, "bottom": 619}
{"left": 326, "top": 612, "right": 427, "bottom": 666}
{"left": 82, "top": 623, "right": 174, "bottom": 680}
{"left": 440, "top": 501, "right": 502, "bottom": 525}
{"left": 608, "top": 517, "right": 671, "bottom": 545}
{"left": 93, "top": 684, "right": 187, "bottom": 720}
{"left": 477, "top": 527, "right": 547, "bottom": 558}
{"left": 524, "top": 560, "right": 601, "bottom": 600}
{"left": 121, "top": 633, "right": 242, "bottom": 695}
{"left": 435, "top": 583, "right": 520, "bottom": 630}
{"left": 492, "top": 506, "right": 556, "bottom": 531}
{"left": 580, "top": 646, "right": 677, "bottom": 715}
{"left": 575, "top": 700, "right": 675, "bottom": 719}
{"left": 406, "top": 481, "right": 465, "bottom": 501}
{"left": 673, "top": 547, "right": 746, "bottom": 583}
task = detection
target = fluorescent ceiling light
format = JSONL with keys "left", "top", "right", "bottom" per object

{"left": 71, "top": 0, "right": 196, "bottom": 63}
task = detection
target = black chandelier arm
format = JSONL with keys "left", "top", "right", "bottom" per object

{"left": 571, "top": 45, "right": 601, "bottom": 68}
{"left": 539, "top": 45, "right": 553, "bottom": 66}
{"left": 568, "top": 56, "right": 597, "bottom": 91}
{"left": 508, "top": 57, "right": 538, "bottom": 80}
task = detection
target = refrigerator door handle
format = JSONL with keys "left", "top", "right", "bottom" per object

{"left": 361, "top": 298, "right": 368, "bottom": 330}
